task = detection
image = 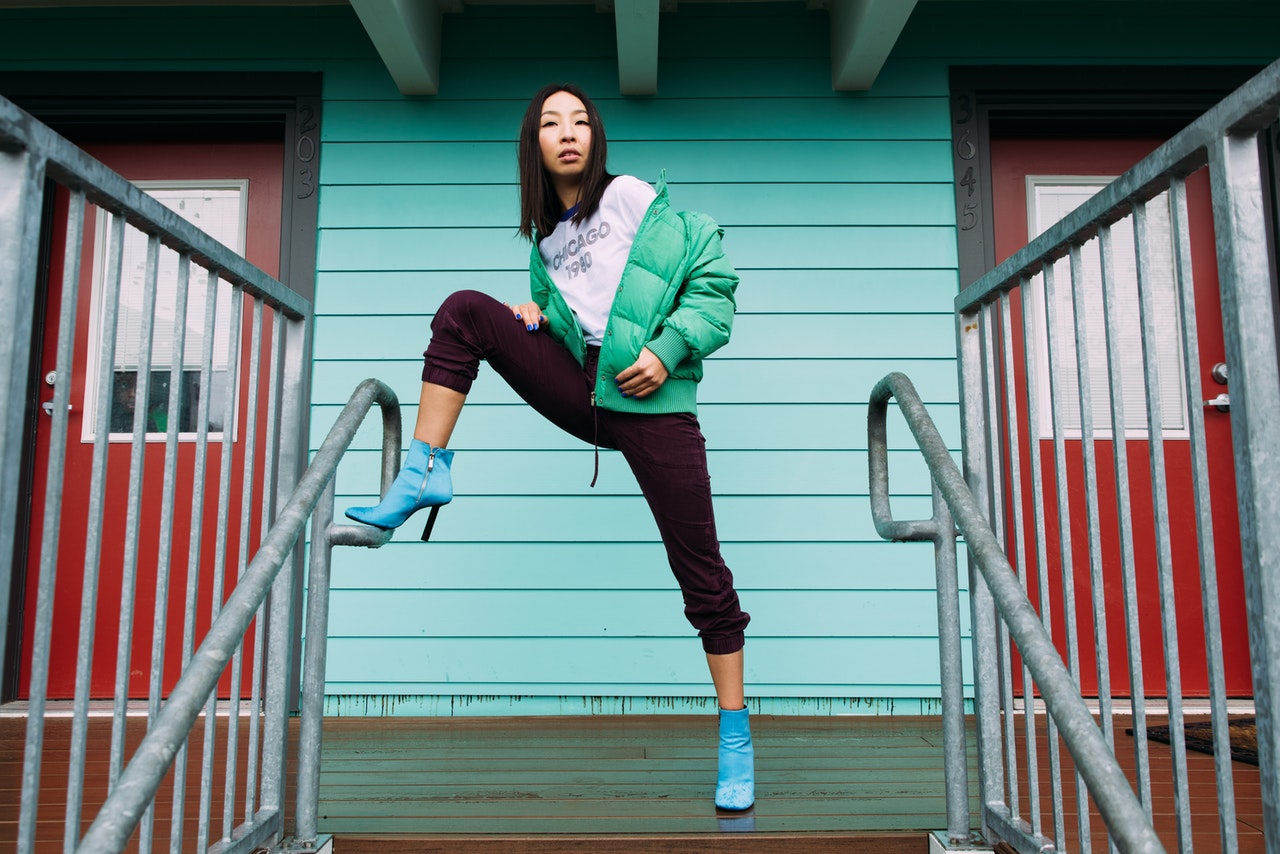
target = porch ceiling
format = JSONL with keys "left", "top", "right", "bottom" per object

{"left": 0, "top": 0, "right": 919, "bottom": 95}
{"left": 345, "top": 0, "right": 919, "bottom": 95}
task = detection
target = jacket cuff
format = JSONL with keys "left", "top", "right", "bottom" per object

{"left": 646, "top": 326, "right": 692, "bottom": 371}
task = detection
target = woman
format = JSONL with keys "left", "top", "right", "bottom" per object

{"left": 345, "top": 83, "right": 754, "bottom": 812}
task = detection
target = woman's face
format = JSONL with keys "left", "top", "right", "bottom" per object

{"left": 539, "top": 90, "right": 592, "bottom": 189}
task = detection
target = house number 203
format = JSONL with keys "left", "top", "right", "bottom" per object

{"left": 296, "top": 103, "right": 318, "bottom": 200}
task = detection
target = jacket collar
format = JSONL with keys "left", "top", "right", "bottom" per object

{"left": 534, "top": 171, "right": 669, "bottom": 244}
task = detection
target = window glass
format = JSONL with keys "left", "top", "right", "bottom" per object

{"left": 1025, "top": 178, "right": 1186, "bottom": 439}
{"left": 86, "top": 182, "right": 246, "bottom": 441}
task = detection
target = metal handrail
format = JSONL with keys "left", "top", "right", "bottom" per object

{"left": 77, "top": 378, "right": 402, "bottom": 852}
{"left": 868, "top": 371, "right": 1165, "bottom": 854}
{"left": 945, "top": 57, "right": 1280, "bottom": 852}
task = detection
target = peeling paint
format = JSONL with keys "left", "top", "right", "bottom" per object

{"left": 318, "top": 695, "right": 972, "bottom": 717}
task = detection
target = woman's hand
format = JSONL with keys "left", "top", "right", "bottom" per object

{"left": 615, "top": 347, "right": 669, "bottom": 398}
{"left": 503, "top": 301, "right": 547, "bottom": 332}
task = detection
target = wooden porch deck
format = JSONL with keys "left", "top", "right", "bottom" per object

{"left": 319, "top": 714, "right": 961, "bottom": 853}
{"left": 0, "top": 710, "right": 1267, "bottom": 852}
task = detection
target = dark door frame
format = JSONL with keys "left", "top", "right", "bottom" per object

{"left": 0, "top": 71, "right": 320, "bottom": 705}
{"left": 947, "top": 64, "right": 1267, "bottom": 290}
{"left": 0, "top": 71, "right": 321, "bottom": 302}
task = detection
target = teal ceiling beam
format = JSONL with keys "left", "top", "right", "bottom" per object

{"left": 350, "top": 0, "right": 458, "bottom": 96}
{"left": 829, "top": 0, "right": 918, "bottom": 91}
{"left": 614, "top": 0, "right": 661, "bottom": 95}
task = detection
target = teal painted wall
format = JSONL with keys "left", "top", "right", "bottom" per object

{"left": 2, "top": 2, "right": 1277, "bottom": 714}
{"left": 312, "top": 4, "right": 965, "bottom": 711}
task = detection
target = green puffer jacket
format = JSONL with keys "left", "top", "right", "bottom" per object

{"left": 529, "top": 173, "right": 739, "bottom": 415}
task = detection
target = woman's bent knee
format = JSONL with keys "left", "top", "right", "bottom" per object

{"left": 436, "top": 289, "right": 499, "bottom": 321}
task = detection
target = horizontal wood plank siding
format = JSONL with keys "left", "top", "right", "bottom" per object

{"left": 311, "top": 3, "right": 960, "bottom": 705}
{"left": 1, "top": 1, "right": 1277, "bottom": 712}
{"left": 319, "top": 139, "right": 957, "bottom": 183}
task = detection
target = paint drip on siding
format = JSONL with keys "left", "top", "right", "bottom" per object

{"left": 321, "top": 695, "right": 975, "bottom": 717}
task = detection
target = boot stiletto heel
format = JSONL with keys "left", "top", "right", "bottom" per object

{"left": 422, "top": 505, "right": 442, "bottom": 542}
{"left": 346, "top": 439, "right": 454, "bottom": 541}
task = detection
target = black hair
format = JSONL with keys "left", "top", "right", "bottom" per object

{"left": 517, "top": 82, "right": 615, "bottom": 240}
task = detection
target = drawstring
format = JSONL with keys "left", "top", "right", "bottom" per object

{"left": 590, "top": 391, "right": 599, "bottom": 488}
{"left": 587, "top": 345, "right": 601, "bottom": 488}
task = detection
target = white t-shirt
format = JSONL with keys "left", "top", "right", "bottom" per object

{"left": 538, "top": 175, "right": 656, "bottom": 345}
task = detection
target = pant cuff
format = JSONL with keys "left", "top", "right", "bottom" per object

{"left": 701, "top": 634, "right": 745, "bottom": 655}
{"left": 421, "top": 363, "right": 473, "bottom": 394}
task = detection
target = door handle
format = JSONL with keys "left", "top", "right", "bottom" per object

{"left": 41, "top": 400, "right": 72, "bottom": 416}
{"left": 1204, "top": 393, "right": 1230, "bottom": 412}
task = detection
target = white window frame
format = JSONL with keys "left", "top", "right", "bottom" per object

{"left": 1023, "top": 175, "right": 1188, "bottom": 441}
{"left": 82, "top": 180, "right": 248, "bottom": 444}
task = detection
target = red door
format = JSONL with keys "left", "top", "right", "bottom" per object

{"left": 990, "top": 139, "right": 1251, "bottom": 697}
{"left": 19, "top": 141, "right": 283, "bottom": 699}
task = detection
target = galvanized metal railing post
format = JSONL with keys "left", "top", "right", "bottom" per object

{"left": 39, "top": 190, "right": 87, "bottom": 854}
{"left": 291, "top": 381, "right": 400, "bottom": 851}
{"left": 0, "top": 142, "right": 46, "bottom": 676}
{"left": 1133, "top": 200, "right": 1194, "bottom": 851}
{"left": 252, "top": 312, "right": 279, "bottom": 789}
{"left": 930, "top": 486, "right": 970, "bottom": 844}
{"left": 868, "top": 376, "right": 970, "bottom": 844}
{"left": 259, "top": 531, "right": 297, "bottom": 818}
{"left": 1097, "top": 221, "right": 1154, "bottom": 817}
{"left": 261, "top": 312, "right": 310, "bottom": 820}
{"left": 1169, "top": 176, "right": 1239, "bottom": 847}
{"left": 293, "top": 475, "right": 336, "bottom": 848}
{"left": 244, "top": 306, "right": 283, "bottom": 826}
{"left": 61, "top": 208, "right": 130, "bottom": 854}
{"left": 110, "top": 233, "right": 162, "bottom": 799}
{"left": 1208, "top": 126, "right": 1280, "bottom": 846}
{"left": 996, "top": 291, "right": 1044, "bottom": 839}
{"left": 181, "top": 267, "right": 221, "bottom": 854}
{"left": 141, "top": 251, "right": 190, "bottom": 854}
{"left": 977, "top": 299, "right": 1022, "bottom": 834}
{"left": 956, "top": 306, "right": 1003, "bottom": 842}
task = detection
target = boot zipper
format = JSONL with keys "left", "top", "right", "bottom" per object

{"left": 417, "top": 447, "right": 437, "bottom": 501}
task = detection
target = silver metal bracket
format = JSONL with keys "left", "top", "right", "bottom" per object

{"left": 273, "top": 834, "right": 333, "bottom": 854}
{"left": 929, "top": 830, "right": 996, "bottom": 854}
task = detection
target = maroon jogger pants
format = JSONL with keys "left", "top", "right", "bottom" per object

{"left": 421, "top": 289, "right": 749, "bottom": 654}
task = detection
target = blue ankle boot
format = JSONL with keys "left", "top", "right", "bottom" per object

{"left": 716, "top": 707, "right": 754, "bottom": 811}
{"left": 345, "top": 439, "right": 453, "bottom": 541}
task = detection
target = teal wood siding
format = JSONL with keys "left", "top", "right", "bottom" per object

{"left": 2, "top": 1, "right": 1277, "bottom": 714}
{"left": 312, "top": 5, "right": 964, "bottom": 709}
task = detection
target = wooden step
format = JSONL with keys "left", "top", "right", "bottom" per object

{"left": 332, "top": 831, "right": 928, "bottom": 853}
